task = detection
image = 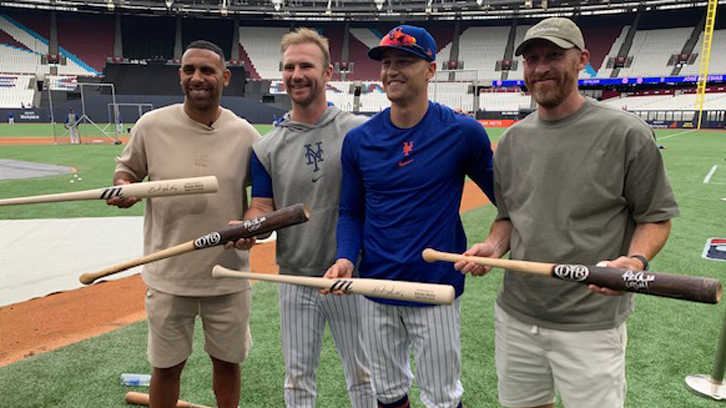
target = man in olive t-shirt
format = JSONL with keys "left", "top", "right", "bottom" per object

{"left": 456, "top": 18, "right": 679, "bottom": 408}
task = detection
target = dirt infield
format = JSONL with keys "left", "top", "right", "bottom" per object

{"left": 0, "top": 185, "right": 490, "bottom": 368}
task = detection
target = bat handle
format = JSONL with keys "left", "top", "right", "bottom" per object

{"left": 79, "top": 266, "right": 130, "bottom": 284}
{"left": 79, "top": 259, "right": 148, "bottom": 284}
{"left": 79, "top": 242, "right": 196, "bottom": 285}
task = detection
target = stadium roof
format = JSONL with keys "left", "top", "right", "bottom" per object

{"left": 2, "top": 0, "right": 723, "bottom": 20}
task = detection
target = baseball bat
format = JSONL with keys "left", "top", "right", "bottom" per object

{"left": 212, "top": 265, "right": 456, "bottom": 305}
{"left": 79, "top": 204, "right": 309, "bottom": 285}
{"left": 422, "top": 249, "right": 722, "bottom": 304}
{"left": 0, "top": 176, "right": 218, "bottom": 206}
{"left": 124, "top": 392, "right": 211, "bottom": 408}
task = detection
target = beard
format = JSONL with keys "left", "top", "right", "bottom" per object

{"left": 184, "top": 85, "right": 220, "bottom": 112}
{"left": 286, "top": 79, "right": 324, "bottom": 107}
{"left": 526, "top": 64, "right": 579, "bottom": 109}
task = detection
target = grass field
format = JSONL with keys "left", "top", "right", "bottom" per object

{"left": 1, "top": 125, "right": 726, "bottom": 407}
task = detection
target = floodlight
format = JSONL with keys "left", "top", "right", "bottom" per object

{"left": 374, "top": 0, "right": 385, "bottom": 11}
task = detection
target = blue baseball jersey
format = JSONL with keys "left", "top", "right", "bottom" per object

{"left": 336, "top": 102, "right": 495, "bottom": 305}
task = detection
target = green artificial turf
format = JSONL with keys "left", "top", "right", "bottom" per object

{"left": 1, "top": 128, "right": 726, "bottom": 407}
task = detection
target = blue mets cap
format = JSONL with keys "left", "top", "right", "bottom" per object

{"left": 368, "top": 25, "right": 437, "bottom": 62}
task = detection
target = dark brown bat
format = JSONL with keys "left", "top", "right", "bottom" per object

{"left": 79, "top": 204, "right": 309, "bottom": 285}
{"left": 423, "top": 249, "right": 722, "bottom": 304}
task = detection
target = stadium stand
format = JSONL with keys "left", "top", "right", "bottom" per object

{"left": 618, "top": 27, "right": 693, "bottom": 78}
{"left": 505, "top": 24, "right": 532, "bottom": 80}
{"left": 0, "top": 13, "right": 101, "bottom": 76}
{"left": 320, "top": 26, "right": 345, "bottom": 80}
{"left": 347, "top": 27, "right": 384, "bottom": 80}
{"left": 580, "top": 25, "right": 626, "bottom": 74}
{"left": 0, "top": 74, "right": 34, "bottom": 108}
{"left": 680, "top": 29, "right": 726, "bottom": 76}
{"left": 597, "top": 25, "right": 629, "bottom": 78}
{"left": 0, "top": 3, "right": 723, "bottom": 126}
{"left": 479, "top": 89, "right": 532, "bottom": 112}
{"left": 238, "top": 26, "right": 288, "bottom": 80}
{"left": 604, "top": 89, "right": 726, "bottom": 111}
{"left": 326, "top": 81, "right": 355, "bottom": 111}
{"left": 56, "top": 14, "right": 112, "bottom": 74}
{"left": 457, "top": 25, "right": 511, "bottom": 81}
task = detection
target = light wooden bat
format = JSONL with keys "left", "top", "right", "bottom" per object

{"left": 124, "top": 392, "right": 211, "bottom": 408}
{"left": 79, "top": 204, "right": 309, "bottom": 285}
{"left": 212, "top": 265, "right": 456, "bottom": 305}
{"left": 422, "top": 249, "right": 722, "bottom": 304}
{"left": 0, "top": 176, "right": 218, "bottom": 206}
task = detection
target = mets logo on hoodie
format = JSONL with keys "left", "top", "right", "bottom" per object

{"left": 304, "top": 141, "right": 324, "bottom": 182}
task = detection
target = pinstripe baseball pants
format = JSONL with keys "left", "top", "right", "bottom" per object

{"left": 278, "top": 283, "right": 376, "bottom": 408}
{"left": 361, "top": 297, "right": 463, "bottom": 408}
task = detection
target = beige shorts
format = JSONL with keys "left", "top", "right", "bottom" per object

{"left": 145, "top": 288, "right": 253, "bottom": 369}
{"left": 494, "top": 304, "right": 627, "bottom": 408}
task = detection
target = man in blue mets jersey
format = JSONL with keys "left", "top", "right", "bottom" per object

{"left": 325, "top": 25, "right": 496, "bottom": 408}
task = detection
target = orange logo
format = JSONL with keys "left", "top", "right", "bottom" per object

{"left": 399, "top": 141, "right": 414, "bottom": 167}
{"left": 381, "top": 28, "right": 417, "bottom": 47}
{"left": 403, "top": 141, "right": 413, "bottom": 156}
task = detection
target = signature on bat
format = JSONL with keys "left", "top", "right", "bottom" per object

{"left": 371, "top": 283, "right": 404, "bottom": 298}
{"left": 621, "top": 270, "right": 655, "bottom": 290}
{"left": 241, "top": 216, "right": 265, "bottom": 232}
{"left": 148, "top": 183, "right": 180, "bottom": 194}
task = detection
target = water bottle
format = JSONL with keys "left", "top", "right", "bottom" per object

{"left": 120, "top": 373, "right": 151, "bottom": 386}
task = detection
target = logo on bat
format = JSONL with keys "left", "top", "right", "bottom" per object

{"left": 194, "top": 232, "right": 221, "bottom": 248}
{"left": 99, "top": 187, "right": 124, "bottom": 199}
{"left": 330, "top": 279, "right": 353, "bottom": 294}
{"left": 553, "top": 264, "right": 589, "bottom": 281}
{"left": 621, "top": 270, "right": 655, "bottom": 290}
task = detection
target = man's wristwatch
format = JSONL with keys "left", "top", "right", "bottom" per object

{"left": 629, "top": 254, "right": 649, "bottom": 271}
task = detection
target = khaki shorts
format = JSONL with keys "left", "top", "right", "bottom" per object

{"left": 146, "top": 288, "right": 253, "bottom": 369}
{"left": 494, "top": 304, "right": 627, "bottom": 408}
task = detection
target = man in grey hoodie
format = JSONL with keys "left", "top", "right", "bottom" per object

{"left": 228, "top": 28, "right": 375, "bottom": 408}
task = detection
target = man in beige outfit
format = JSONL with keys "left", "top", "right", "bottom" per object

{"left": 107, "top": 40, "right": 260, "bottom": 408}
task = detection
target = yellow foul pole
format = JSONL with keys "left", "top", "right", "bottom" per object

{"left": 696, "top": 0, "right": 718, "bottom": 130}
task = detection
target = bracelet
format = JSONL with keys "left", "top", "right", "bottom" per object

{"left": 629, "top": 254, "right": 649, "bottom": 271}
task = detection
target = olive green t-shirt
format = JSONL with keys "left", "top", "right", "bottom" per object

{"left": 495, "top": 98, "right": 679, "bottom": 331}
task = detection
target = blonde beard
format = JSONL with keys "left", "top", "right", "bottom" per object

{"left": 528, "top": 70, "right": 578, "bottom": 109}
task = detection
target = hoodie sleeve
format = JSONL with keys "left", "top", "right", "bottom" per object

{"left": 250, "top": 151, "right": 273, "bottom": 198}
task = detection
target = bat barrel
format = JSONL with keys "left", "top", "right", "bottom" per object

{"left": 424, "top": 249, "right": 722, "bottom": 305}
{"left": 195, "top": 203, "right": 309, "bottom": 249}
{"left": 577, "top": 265, "right": 722, "bottom": 304}
{"left": 0, "top": 176, "right": 218, "bottom": 207}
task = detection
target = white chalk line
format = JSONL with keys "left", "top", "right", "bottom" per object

{"left": 657, "top": 129, "right": 697, "bottom": 141}
{"left": 704, "top": 165, "right": 718, "bottom": 184}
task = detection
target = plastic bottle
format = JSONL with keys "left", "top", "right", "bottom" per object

{"left": 120, "top": 373, "right": 151, "bottom": 386}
